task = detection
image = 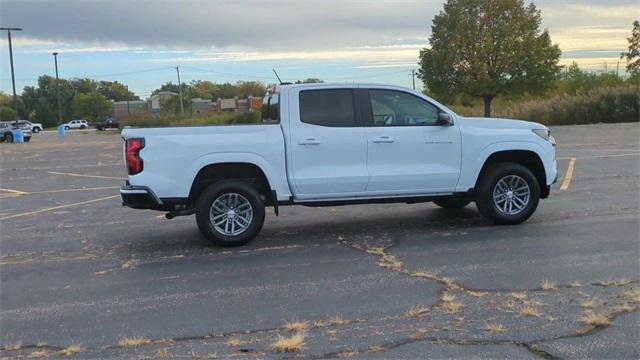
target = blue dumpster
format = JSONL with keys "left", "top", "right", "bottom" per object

{"left": 12, "top": 129, "right": 24, "bottom": 143}
{"left": 57, "top": 124, "right": 66, "bottom": 137}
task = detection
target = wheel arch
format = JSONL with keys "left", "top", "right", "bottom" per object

{"left": 475, "top": 149, "right": 547, "bottom": 197}
{"left": 189, "top": 162, "right": 274, "bottom": 205}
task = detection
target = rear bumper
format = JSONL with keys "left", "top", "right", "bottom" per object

{"left": 120, "top": 184, "right": 164, "bottom": 210}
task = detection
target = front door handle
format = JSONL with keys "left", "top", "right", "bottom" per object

{"left": 372, "top": 136, "right": 395, "bottom": 143}
{"left": 298, "top": 138, "right": 321, "bottom": 145}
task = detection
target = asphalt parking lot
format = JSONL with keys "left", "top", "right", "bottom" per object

{"left": 1, "top": 123, "right": 639, "bottom": 359}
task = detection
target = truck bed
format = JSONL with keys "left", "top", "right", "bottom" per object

{"left": 122, "top": 124, "right": 289, "bottom": 200}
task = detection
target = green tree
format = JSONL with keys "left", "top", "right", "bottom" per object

{"left": 0, "top": 106, "right": 18, "bottom": 121}
{"left": 72, "top": 93, "right": 113, "bottom": 121}
{"left": 621, "top": 20, "right": 640, "bottom": 76}
{"left": 97, "top": 81, "right": 139, "bottom": 101}
{"left": 295, "top": 78, "right": 324, "bottom": 84}
{"left": 419, "top": 0, "right": 561, "bottom": 116}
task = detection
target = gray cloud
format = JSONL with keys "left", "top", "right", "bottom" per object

{"left": 1, "top": 0, "right": 635, "bottom": 52}
{"left": 0, "top": 0, "right": 439, "bottom": 50}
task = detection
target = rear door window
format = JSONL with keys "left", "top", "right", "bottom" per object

{"left": 299, "top": 89, "right": 355, "bottom": 127}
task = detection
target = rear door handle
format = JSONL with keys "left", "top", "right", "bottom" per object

{"left": 298, "top": 138, "right": 321, "bottom": 145}
{"left": 372, "top": 136, "right": 395, "bottom": 143}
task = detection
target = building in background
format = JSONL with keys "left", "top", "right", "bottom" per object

{"left": 149, "top": 91, "right": 178, "bottom": 114}
{"left": 111, "top": 93, "right": 262, "bottom": 120}
{"left": 113, "top": 100, "right": 149, "bottom": 119}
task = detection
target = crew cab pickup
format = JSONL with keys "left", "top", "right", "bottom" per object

{"left": 121, "top": 83, "right": 557, "bottom": 246}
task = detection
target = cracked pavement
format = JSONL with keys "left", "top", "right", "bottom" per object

{"left": 1, "top": 123, "right": 639, "bottom": 359}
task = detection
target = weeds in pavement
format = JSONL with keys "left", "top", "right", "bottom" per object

{"left": 581, "top": 311, "right": 611, "bottom": 327}
{"left": 271, "top": 333, "right": 305, "bottom": 352}
{"left": 519, "top": 305, "right": 542, "bottom": 318}
{"left": 510, "top": 292, "right": 527, "bottom": 301}
{"left": 284, "top": 321, "right": 309, "bottom": 332}
{"left": 541, "top": 280, "right": 556, "bottom": 290}
{"left": 224, "top": 338, "right": 248, "bottom": 347}
{"left": 118, "top": 337, "right": 152, "bottom": 347}
{"left": 368, "top": 346, "right": 385, "bottom": 353}
{"left": 59, "top": 344, "right": 84, "bottom": 356}
{"left": 28, "top": 350, "right": 47, "bottom": 358}
{"left": 406, "top": 305, "right": 429, "bottom": 318}
{"left": 5, "top": 342, "right": 21, "bottom": 351}
{"left": 485, "top": 323, "right": 507, "bottom": 334}
{"left": 580, "top": 300, "right": 598, "bottom": 309}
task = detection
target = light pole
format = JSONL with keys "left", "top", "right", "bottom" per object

{"left": 52, "top": 52, "right": 62, "bottom": 124}
{"left": 0, "top": 26, "right": 22, "bottom": 126}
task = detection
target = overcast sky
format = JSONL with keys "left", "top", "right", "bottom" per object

{"left": 0, "top": 0, "right": 637, "bottom": 96}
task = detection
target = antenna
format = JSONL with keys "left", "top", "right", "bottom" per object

{"left": 272, "top": 68, "right": 283, "bottom": 85}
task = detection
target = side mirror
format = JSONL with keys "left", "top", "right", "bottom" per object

{"left": 437, "top": 112, "right": 454, "bottom": 126}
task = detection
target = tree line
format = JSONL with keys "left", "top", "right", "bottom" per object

{"left": 0, "top": 77, "right": 323, "bottom": 127}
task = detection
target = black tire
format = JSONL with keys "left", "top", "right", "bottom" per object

{"left": 24, "top": 137, "right": 31, "bottom": 142}
{"left": 475, "top": 162, "right": 540, "bottom": 225}
{"left": 433, "top": 197, "right": 471, "bottom": 209}
{"left": 3, "top": 133, "right": 13, "bottom": 143}
{"left": 195, "top": 180, "right": 265, "bottom": 247}
{"left": 33, "top": 127, "right": 40, "bottom": 133}
{"left": 80, "top": 125, "right": 86, "bottom": 129}
{"left": 64, "top": 126, "right": 70, "bottom": 130}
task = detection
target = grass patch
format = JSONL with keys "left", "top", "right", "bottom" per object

{"left": 623, "top": 289, "right": 640, "bottom": 303}
{"left": 519, "top": 305, "right": 542, "bottom": 318}
{"left": 118, "top": 337, "right": 152, "bottom": 347}
{"left": 406, "top": 305, "right": 429, "bottom": 318}
{"left": 284, "top": 321, "right": 309, "bottom": 332}
{"left": 581, "top": 311, "right": 611, "bottom": 327}
{"left": 467, "top": 290, "right": 488, "bottom": 297}
{"left": 5, "top": 342, "right": 21, "bottom": 351}
{"left": 485, "top": 322, "right": 507, "bottom": 334}
{"left": 337, "top": 350, "right": 358, "bottom": 358}
{"left": 28, "top": 350, "right": 47, "bottom": 358}
{"left": 224, "top": 338, "right": 248, "bottom": 347}
{"left": 540, "top": 280, "right": 556, "bottom": 290}
{"left": 368, "top": 346, "right": 385, "bottom": 353}
{"left": 569, "top": 281, "right": 583, "bottom": 288}
{"left": 580, "top": 300, "right": 598, "bottom": 309}
{"left": 59, "top": 344, "right": 84, "bottom": 356}
{"left": 510, "top": 292, "right": 527, "bottom": 301}
{"left": 271, "top": 333, "right": 305, "bottom": 352}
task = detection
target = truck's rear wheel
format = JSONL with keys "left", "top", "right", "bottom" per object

{"left": 475, "top": 163, "right": 540, "bottom": 225}
{"left": 433, "top": 198, "right": 471, "bottom": 209}
{"left": 195, "top": 180, "right": 265, "bottom": 247}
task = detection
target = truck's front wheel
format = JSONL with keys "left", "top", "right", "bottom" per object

{"left": 195, "top": 181, "right": 265, "bottom": 247}
{"left": 475, "top": 163, "right": 540, "bottom": 225}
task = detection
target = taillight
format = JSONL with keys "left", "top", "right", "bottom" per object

{"left": 125, "top": 138, "right": 145, "bottom": 175}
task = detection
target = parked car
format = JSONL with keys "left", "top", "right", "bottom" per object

{"left": 120, "top": 83, "right": 557, "bottom": 247}
{"left": 1, "top": 121, "right": 32, "bottom": 142}
{"left": 17, "top": 120, "right": 43, "bottom": 133}
{"left": 63, "top": 119, "right": 89, "bottom": 130}
{"left": 95, "top": 117, "right": 119, "bottom": 131}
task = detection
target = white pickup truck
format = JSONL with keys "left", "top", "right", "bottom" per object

{"left": 121, "top": 83, "right": 557, "bottom": 246}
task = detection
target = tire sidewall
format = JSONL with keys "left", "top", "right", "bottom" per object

{"left": 476, "top": 163, "right": 540, "bottom": 224}
{"left": 195, "top": 180, "right": 265, "bottom": 247}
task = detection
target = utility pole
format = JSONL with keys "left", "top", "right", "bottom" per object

{"left": 1, "top": 27, "right": 22, "bottom": 126}
{"left": 125, "top": 84, "right": 130, "bottom": 115}
{"left": 616, "top": 60, "right": 620, "bottom": 77}
{"left": 411, "top": 69, "right": 416, "bottom": 90}
{"left": 52, "top": 52, "right": 62, "bottom": 124}
{"left": 175, "top": 66, "right": 184, "bottom": 117}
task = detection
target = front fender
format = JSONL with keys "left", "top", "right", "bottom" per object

{"left": 456, "top": 141, "right": 552, "bottom": 192}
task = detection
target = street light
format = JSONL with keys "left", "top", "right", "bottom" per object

{"left": 0, "top": 26, "right": 23, "bottom": 126}
{"left": 52, "top": 52, "right": 62, "bottom": 124}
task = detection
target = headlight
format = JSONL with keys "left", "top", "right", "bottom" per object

{"left": 532, "top": 128, "right": 556, "bottom": 146}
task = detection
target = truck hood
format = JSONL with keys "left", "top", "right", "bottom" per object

{"left": 458, "top": 116, "right": 546, "bottom": 130}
